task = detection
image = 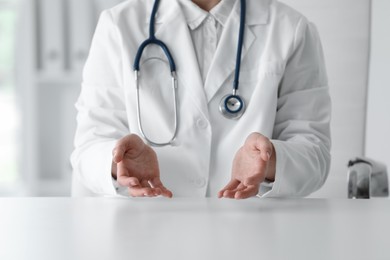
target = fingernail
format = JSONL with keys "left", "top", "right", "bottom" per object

{"left": 267, "top": 152, "right": 271, "bottom": 160}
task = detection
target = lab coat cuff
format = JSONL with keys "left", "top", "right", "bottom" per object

{"left": 98, "top": 141, "right": 119, "bottom": 196}
{"left": 257, "top": 180, "right": 274, "bottom": 197}
{"left": 112, "top": 178, "right": 130, "bottom": 197}
{"left": 76, "top": 140, "right": 119, "bottom": 196}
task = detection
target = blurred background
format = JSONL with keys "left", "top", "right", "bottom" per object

{"left": 0, "top": 0, "right": 388, "bottom": 197}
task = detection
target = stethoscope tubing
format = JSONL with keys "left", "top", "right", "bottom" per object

{"left": 133, "top": 0, "right": 176, "bottom": 73}
{"left": 135, "top": 70, "right": 179, "bottom": 147}
{"left": 133, "top": 0, "right": 179, "bottom": 146}
{"left": 134, "top": 38, "right": 176, "bottom": 73}
{"left": 233, "top": 0, "right": 246, "bottom": 91}
{"left": 133, "top": 0, "right": 247, "bottom": 146}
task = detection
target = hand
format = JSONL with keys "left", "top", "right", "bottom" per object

{"left": 112, "top": 134, "right": 173, "bottom": 198}
{"left": 218, "top": 133, "right": 276, "bottom": 200}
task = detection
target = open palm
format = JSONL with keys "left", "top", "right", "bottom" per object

{"left": 113, "top": 134, "right": 172, "bottom": 197}
{"left": 218, "top": 133, "right": 274, "bottom": 199}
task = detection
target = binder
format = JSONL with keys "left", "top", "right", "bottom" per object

{"left": 69, "top": 0, "right": 94, "bottom": 74}
{"left": 37, "top": 0, "right": 65, "bottom": 75}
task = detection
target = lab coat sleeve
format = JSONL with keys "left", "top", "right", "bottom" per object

{"left": 263, "top": 18, "right": 331, "bottom": 197}
{"left": 70, "top": 10, "right": 128, "bottom": 196}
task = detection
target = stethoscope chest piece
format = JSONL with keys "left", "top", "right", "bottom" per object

{"left": 219, "top": 94, "right": 246, "bottom": 120}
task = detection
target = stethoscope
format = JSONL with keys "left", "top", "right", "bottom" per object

{"left": 134, "top": 0, "right": 246, "bottom": 146}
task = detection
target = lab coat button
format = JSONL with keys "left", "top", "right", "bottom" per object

{"left": 171, "top": 139, "right": 181, "bottom": 146}
{"left": 196, "top": 119, "right": 208, "bottom": 129}
{"left": 195, "top": 178, "right": 206, "bottom": 188}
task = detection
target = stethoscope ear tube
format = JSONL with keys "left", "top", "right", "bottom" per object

{"left": 133, "top": 0, "right": 176, "bottom": 73}
{"left": 135, "top": 70, "right": 179, "bottom": 147}
{"left": 133, "top": 38, "right": 176, "bottom": 73}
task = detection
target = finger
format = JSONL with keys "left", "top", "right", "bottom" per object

{"left": 141, "top": 180, "right": 162, "bottom": 197}
{"left": 221, "top": 183, "right": 246, "bottom": 199}
{"left": 112, "top": 146, "right": 125, "bottom": 163}
{"left": 218, "top": 179, "right": 240, "bottom": 198}
{"left": 243, "top": 173, "right": 265, "bottom": 187}
{"left": 128, "top": 186, "right": 160, "bottom": 197}
{"left": 158, "top": 186, "right": 173, "bottom": 198}
{"left": 235, "top": 185, "right": 259, "bottom": 200}
{"left": 116, "top": 162, "right": 141, "bottom": 187}
{"left": 117, "top": 176, "right": 140, "bottom": 187}
{"left": 233, "top": 183, "right": 246, "bottom": 192}
{"left": 219, "top": 179, "right": 240, "bottom": 194}
{"left": 117, "top": 175, "right": 141, "bottom": 187}
{"left": 222, "top": 190, "right": 237, "bottom": 199}
{"left": 150, "top": 178, "right": 173, "bottom": 198}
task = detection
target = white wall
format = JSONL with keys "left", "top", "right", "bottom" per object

{"left": 280, "top": 0, "right": 371, "bottom": 198}
{"left": 366, "top": 0, "right": 390, "bottom": 169}
{"left": 17, "top": 0, "right": 115, "bottom": 196}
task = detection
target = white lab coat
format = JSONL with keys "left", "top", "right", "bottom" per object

{"left": 71, "top": 0, "right": 331, "bottom": 197}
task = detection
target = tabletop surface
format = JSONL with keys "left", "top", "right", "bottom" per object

{"left": 0, "top": 198, "right": 389, "bottom": 260}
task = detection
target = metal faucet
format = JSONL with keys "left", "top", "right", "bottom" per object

{"left": 347, "top": 157, "right": 389, "bottom": 199}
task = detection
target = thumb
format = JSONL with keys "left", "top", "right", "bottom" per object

{"left": 113, "top": 134, "right": 146, "bottom": 163}
{"left": 112, "top": 147, "right": 125, "bottom": 163}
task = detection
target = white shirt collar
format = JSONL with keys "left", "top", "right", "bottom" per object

{"left": 178, "top": 0, "right": 235, "bottom": 30}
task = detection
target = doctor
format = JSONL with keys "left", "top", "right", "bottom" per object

{"left": 71, "top": 0, "right": 331, "bottom": 199}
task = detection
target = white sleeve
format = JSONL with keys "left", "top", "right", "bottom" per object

{"left": 262, "top": 18, "right": 331, "bottom": 198}
{"left": 70, "top": 10, "right": 128, "bottom": 196}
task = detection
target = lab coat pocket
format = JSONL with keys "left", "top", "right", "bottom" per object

{"left": 255, "top": 61, "right": 285, "bottom": 98}
{"left": 240, "top": 61, "right": 284, "bottom": 122}
{"left": 258, "top": 60, "right": 285, "bottom": 76}
{"left": 239, "top": 61, "right": 284, "bottom": 94}
{"left": 239, "top": 61, "right": 284, "bottom": 84}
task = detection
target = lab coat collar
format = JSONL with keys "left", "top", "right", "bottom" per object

{"left": 204, "top": 0, "right": 271, "bottom": 102}
{"left": 210, "top": 0, "right": 235, "bottom": 27}
{"left": 179, "top": 0, "right": 235, "bottom": 30}
{"left": 144, "top": 0, "right": 271, "bottom": 108}
{"left": 180, "top": 1, "right": 207, "bottom": 30}
{"left": 240, "top": 0, "right": 271, "bottom": 25}
{"left": 146, "top": 0, "right": 210, "bottom": 118}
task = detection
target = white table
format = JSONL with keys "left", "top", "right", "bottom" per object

{"left": 0, "top": 198, "right": 389, "bottom": 260}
